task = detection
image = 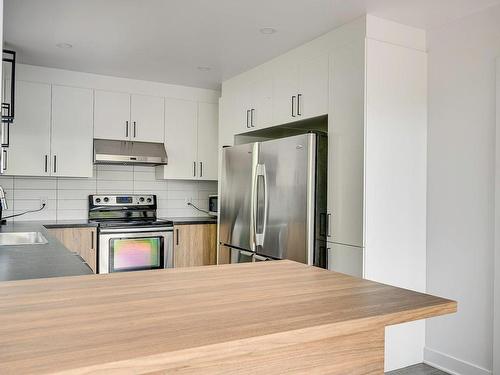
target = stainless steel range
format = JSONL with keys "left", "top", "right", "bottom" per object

{"left": 88, "top": 194, "right": 173, "bottom": 274}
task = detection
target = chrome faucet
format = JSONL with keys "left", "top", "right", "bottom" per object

{"left": 0, "top": 186, "right": 8, "bottom": 224}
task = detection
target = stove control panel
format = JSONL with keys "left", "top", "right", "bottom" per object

{"left": 90, "top": 195, "right": 156, "bottom": 207}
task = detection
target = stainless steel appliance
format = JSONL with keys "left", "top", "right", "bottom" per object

{"left": 208, "top": 195, "right": 218, "bottom": 217}
{"left": 88, "top": 194, "right": 173, "bottom": 274}
{"left": 93, "top": 139, "right": 168, "bottom": 166}
{"left": 220, "top": 133, "right": 328, "bottom": 267}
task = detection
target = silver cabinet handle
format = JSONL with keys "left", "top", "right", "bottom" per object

{"left": 193, "top": 161, "right": 196, "bottom": 177}
{"left": 199, "top": 161, "right": 203, "bottom": 178}
{"left": 53, "top": 155, "right": 57, "bottom": 173}
{"left": 251, "top": 109, "right": 255, "bottom": 127}
{"left": 133, "top": 121, "right": 137, "bottom": 138}
{"left": 327, "top": 213, "right": 331, "bottom": 237}
{"left": 44, "top": 155, "right": 48, "bottom": 173}
{"left": 1, "top": 122, "right": 9, "bottom": 147}
{"left": 297, "top": 94, "right": 302, "bottom": 116}
{"left": 291, "top": 96, "right": 296, "bottom": 117}
{"left": 176, "top": 228, "right": 179, "bottom": 246}
{"left": 2, "top": 149, "right": 7, "bottom": 172}
{"left": 125, "top": 121, "right": 129, "bottom": 138}
{"left": 246, "top": 110, "right": 250, "bottom": 128}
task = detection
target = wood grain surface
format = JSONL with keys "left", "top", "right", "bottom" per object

{"left": 0, "top": 260, "right": 456, "bottom": 374}
{"left": 47, "top": 227, "right": 97, "bottom": 273}
{"left": 174, "top": 224, "right": 217, "bottom": 267}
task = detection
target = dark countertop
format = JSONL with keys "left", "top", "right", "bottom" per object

{"left": 0, "top": 221, "right": 94, "bottom": 282}
{"left": 41, "top": 219, "right": 99, "bottom": 229}
{"left": 163, "top": 216, "right": 218, "bottom": 225}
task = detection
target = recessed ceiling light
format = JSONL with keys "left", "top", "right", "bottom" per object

{"left": 56, "top": 43, "right": 73, "bottom": 49}
{"left": 197, "top": 66, "right": 211, "bottom": 72}
{"left": 259, "top": 27, "right": 277, "bottom": 35}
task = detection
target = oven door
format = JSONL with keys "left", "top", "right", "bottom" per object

{"left": 98, "top": 226, "right": 173, "bottom": 274}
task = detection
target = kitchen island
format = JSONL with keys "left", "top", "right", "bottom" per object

{"left": 0, "top": 260, "right": 456, "bottom": 374}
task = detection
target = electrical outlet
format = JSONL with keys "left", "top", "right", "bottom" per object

{"left": 40, "top": 197, "right": 48, "bottom": 207}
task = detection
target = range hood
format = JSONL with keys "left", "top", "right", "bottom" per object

{"left": 93, "top": 139, "right": 168, "bottom": 166}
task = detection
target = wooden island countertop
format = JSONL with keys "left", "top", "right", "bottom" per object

{"left": 0, "top": 260, "right": 456, "bottom": 374}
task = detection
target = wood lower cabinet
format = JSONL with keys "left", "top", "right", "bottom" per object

{"left": 47, "top": 227, "right": 97, "bottom": 273}
{"left": 173, "top": 224, "right": 217, "bottom": 267}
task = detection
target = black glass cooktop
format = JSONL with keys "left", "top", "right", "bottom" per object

{"left": 91, "top": 219, "right": 173, "bottom": 228}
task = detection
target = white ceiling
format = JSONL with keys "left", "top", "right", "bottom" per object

{"left": 5, "top": 0, "right": 500, "bottom": 90}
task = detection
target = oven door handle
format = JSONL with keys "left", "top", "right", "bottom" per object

{"left": 99, "top": 226, "right": 173, "bottom": 234}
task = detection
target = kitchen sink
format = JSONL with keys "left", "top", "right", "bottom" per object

{"left": 0, "top": 232, "right": 48, "bottom": 246}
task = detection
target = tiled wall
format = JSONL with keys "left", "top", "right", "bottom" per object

{"left": 0, "top": 165, "right": 217, "bottom": 222}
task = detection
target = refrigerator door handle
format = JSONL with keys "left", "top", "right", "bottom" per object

{"left": 254, "top": 163, "right": 268, "bottom": 247}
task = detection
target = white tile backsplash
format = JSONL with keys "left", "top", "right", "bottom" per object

{"left": 14, "top": 177, "right": 57, "bottom": 190}
{"left": 0, "top": 165, "right": 217, "bottom": 222}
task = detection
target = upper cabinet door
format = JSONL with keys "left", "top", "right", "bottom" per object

{"left": 130, "top": 94, "right": 164, "bottom": 143}
{"left": 197, "top": 102, "right": 218, "bottom": 180}
{"left": 249, "top": 76, "right": 273, "bottom": 130}
{"left": 230, "top": 83, "right": 252, "bottom": 134}
{"left": 51, "top": 85, "right": 94, "bottom": 178}
{"left": 272, "top": 61, "right": 299, "bottom": 126}
{"left": 160, "top": 98, "right": 198, "bottom": 179}
{"left": 298, "top": 54, "right": 329, "bottom": 120}
{"left": 5, "top": 81, "right": 51, "bottom": 176}
{"left": 94, "top": 90, "right": 130, "bottom": 141}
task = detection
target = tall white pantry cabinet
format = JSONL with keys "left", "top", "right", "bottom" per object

{"left": 218, "top": 16, "right": 427, "bottom": 372}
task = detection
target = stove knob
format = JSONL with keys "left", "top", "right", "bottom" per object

{"left": 139, "top": 197, "right": 145, "bottom": 202}
{"left": 95, "top": 198, "right": 101, "bottom": 203}
{"left": 147, "top": 197, "right": 152, "bottom": 203}
{"left": 103, "top": 197, "right": 109, "bottom": 203}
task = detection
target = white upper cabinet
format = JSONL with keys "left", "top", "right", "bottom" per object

{"left": 51, "top": 85, "right": 94, "bottom": 178}
{"left": 158, "top": 98, "right": 218, "bottom": 181}
{"left": 94, "top": 90, "right": 130, "bottom": 141}
{"left": 249, "top": 77, "right": 273, "bottom": 129}
{"left": 197, "top": 102, "right": 218, "bottom": 180}
{"left": 5, "top": 81, "right": 51, "bottom": 176}
{"left": 161, "top": 98, "right": 198, "bottom": 180}
{"left": 94, "top": 90, "right": 164, "bottom": 143}
{"left": 227, "top": 74, "right": 273, "bottom": 133}
{"left": 130, "top": 94, "right": 164, "bottom": 143}
{"left": 297, "top": 54, "right": 329, "bottom": 120}
{"left": 230, "top": 87, "right": 251, "bottom": 133}
{"left": 6, "top": 82, "right": 93, "bottom": 178}
{"left": 272, "top": 54, "right": 329, "bottom": 125}
{"left": 272, "top": 61, "right": 299, "bottom": 125}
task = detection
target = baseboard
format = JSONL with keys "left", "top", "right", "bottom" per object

{"left": 424, "top": 347, "right": 492, "bottom": 375}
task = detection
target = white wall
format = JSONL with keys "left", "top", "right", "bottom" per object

{"left": 425, "top": 5, "right": 500, "bottom": 375}
{"left": 364, "top": 37, "right": 428, "bottom": 371}
{"left": 0, "top": 165, "right": 217, "bottom": 221}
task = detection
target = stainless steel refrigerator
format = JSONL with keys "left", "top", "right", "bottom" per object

{"left": 219, "top": 133, "right": 328, "bottom": 268}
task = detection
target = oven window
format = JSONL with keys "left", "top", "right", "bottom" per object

{"left": 109, "top": 237, "right": 163, "bottom": 272}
